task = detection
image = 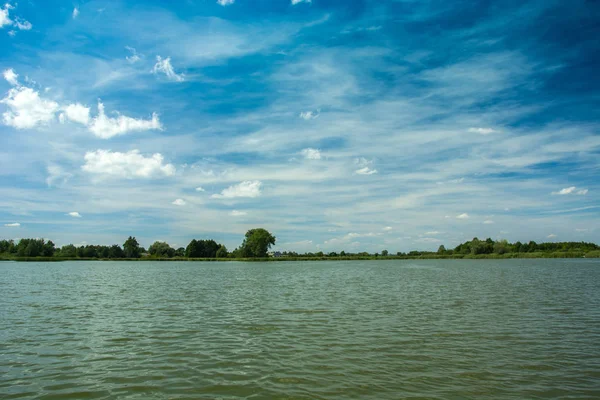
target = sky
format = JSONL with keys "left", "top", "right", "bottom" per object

{"left": 0, "top": 0, "right": 599, "bottom": 253}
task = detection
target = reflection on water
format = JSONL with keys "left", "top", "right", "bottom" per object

{"left": 1, "top": 259, "right": 600, "bottom": 399}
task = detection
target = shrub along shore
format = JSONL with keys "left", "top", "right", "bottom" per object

{"left": 1, "top": 229, "right": 598, "bottom": 261}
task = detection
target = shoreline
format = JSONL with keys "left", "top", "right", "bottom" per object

{"left": 1, "top": 253, "right": 598, "bottom": 262}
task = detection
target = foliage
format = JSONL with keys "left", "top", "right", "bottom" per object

{"left": 239, "top": 228, "right": 276, "bottom": 258}
{"left": 185, "top": 239, "right": 222, "bottom": 258}
{"left": 148, "top": 241, "right": 175, "bottom": 258}
{"left": 216, "top": 245, "right": 228, "bottom": 258}
{"left": 123, "top": 236, "right": 141, "bottom": 258}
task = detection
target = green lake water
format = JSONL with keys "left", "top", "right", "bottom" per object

{"left": 1, "top": 259, "right": 599, "bottom": 399}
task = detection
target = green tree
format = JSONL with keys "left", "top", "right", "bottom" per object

{"left": 58, "top": 244, "right": 77, "bottom": 257}
{"left": 381, "top": 249, "right": 389, "bottom": 257}
{"left": 437, "top": 245, "right": 446, "bottom": 255}
{"left": 493, "top": 239, "right": 509, "bottom": 255}
{"left": 148, "top": 241, "right": 175, "bottom": 258}
{"left": 123, "top": 236, "right": 141, "bottom": 258}
{"left": 240, "top": 228, "right": 276, "bottom": 258}
{"left": 108, "top": 245, "right": 125, "bottom": 258}
{"left": 216, "top": 245, "right": 228, "bottom": 258}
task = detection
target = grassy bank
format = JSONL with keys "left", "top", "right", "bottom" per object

{"left": 1, "top": 252, "right": 599, "bottom": 262}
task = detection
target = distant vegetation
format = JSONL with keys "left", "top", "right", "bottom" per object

{"left": 0, "top": 228, "right": 277, "bottom": 261}
{"left": 0, "top": 233, "right": 598, "bottom": 261}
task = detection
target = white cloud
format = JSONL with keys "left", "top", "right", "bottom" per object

{"left": 195, "top": 186, "right": 205, "bottom": 192}
{"left": 355, "top": 157, "right": 378, "bottom": 175}
{"left": 72, "top": 8, "right": 79, "bottom": 19}
{"left": 346, "top": 232, "right": 380, "bottom": 238}
{"left": 424, "top": 231, "right": 440, "bottom": 235}
{"left": 212, "top": 180, "right": 262, "bottom": 199}
{"left": 468, "top": 127, "right": 497, "bottom": 135}
{"left": 483, "top": 220, "right": 494, "bottom": 224}
{"left": 172, "top": 199, "right": 186, "bottom": 206}
{"left": 301, "top": 148, "right": 321, "bottom": 160}
{"left": 88, "top": 101, "right": 162, "bottom": 139}
{"left": 125, "top": 46, "right": 141, "bottom": 63}
{"left": 456, "top": 213, "right": 469, "bottom": 219}
{"left": 4, "top": 222, "right": 20, "bottom": 227}
{"left": 152, "top": 56, "right": 184, "bottom": 82}
{"left": 355, "top": 167, "right": 378, "bottom": 175}
{"left": 291, "top": 0, "right": 312, "bottom": 4}
{"left": 552, "top": 186, "right": 587, "bottom": 195}
{"left": 0, "top": 4, "right": 12, "bottom": 28}
{"left": 230, "top": 210, "right": 247, "bottom": 216}
{"left": 63, "top": 103, "right": 90, "bottom": 125}
{"left": 1, "top": 86, "right": 60, "bottom": 129}
{"left": 67, "top": 212, "right": 82, "bottom": 218}
{"left": 383, "top": 226, "right": 392, "bottom": 231}
{"left": 3, "top": 68, "right": 18, "bottom": 85}
{"left": 217, "top": 0, "right": 235, "bottom": 5}
{"left": 14, "top": 18, "right": 31, "bottom": 30}
{"left": 82, "top": 150, "right": 176, "bottom": 179}
{"left": 547, "top": 234, "right": 557, "bottom": 238}
{"left": 299, "top": 110, "right": 319, "bottom": 120}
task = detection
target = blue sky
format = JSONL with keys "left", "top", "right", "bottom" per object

{"left": 0, "top": 0, "right": 598, "bottom": 252}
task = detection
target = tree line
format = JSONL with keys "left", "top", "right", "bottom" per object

{"left": 1, "top": 233, "right": 598, "bottom": 260}
{"left": 0, "top": 228, "right": 277, "bottom": 260}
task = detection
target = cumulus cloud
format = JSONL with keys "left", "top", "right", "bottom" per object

{"left": 152, "top": 56, "right": 184, "bottom": 82}
{"left": 72, "top": 7, "right": 79, "bottom": 19}
{"left": 483, "top": 220, "right": 494, "bottom": 224}
{"left": 424, "top": 231, "right": 440, "bottom": 235}
{"left": 577, "top": 189, "right": 588, "bottom": 195}
{"left": 195, "top": 187, "right": 205, "bottom": 192}
{"left": 456, "top": 213, "right": 469, "bottom": 219}
{"left": 4, "top": 222, "right": 20, "bottom": 227}
{"left": 1, "top": 86, "right": 60, "bottom": 129}
{"left": 63, "top": 103, "right": 90, "bottom": 125}
{"left": 383, "top": 226, "right": 393, "bottom": 231}
{"left": 301, "top": 148, "right": 321, "bottom": 160}
{"left": 125, "top": 46, "right": 141, "bottom": 63}
{"left": 291, "top": 0, "right": 312, "bottom": 4}
{"left": 88, "top": 101, "right": 162, "bottom": 139}
{"left": 468, "top": 127, "right": 497, "bottom": 135}
{"left": 299, "top": 110, "right": 319, "bottom": 120}
{"left": 172, "top": 199, "right": 186, "bottom": 206}
{"left": 82, "top": 150, "right": 176, "bottom": 179}
{"left": 0, "top": 4, "right": 31, "bottom": 32}
{"left": 547, "top": 234, "right": 557, "bottom": 238}
{"left": 3, "top": 68, "right": 18, "bottom": 85}
{"left": 212, "top": 180, "right": 262, "bottom": 199}
{"left": 0, "top": 4, "right": 11, "bottom": 28}
{"left": 13, "top": 18, "right": 31, "bottom": 30}
{"left": 230, "top": 210, "right": 247, "bottom": 216}
{"left": 67, "top": 212, "right": 82, "bottom": 218}
{"left": 217, "top": 0, "right": 235, "bottom": 5}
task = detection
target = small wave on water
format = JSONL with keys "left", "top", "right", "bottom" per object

{"left": 1, "top": 259, "right": 600, "bottom": 399}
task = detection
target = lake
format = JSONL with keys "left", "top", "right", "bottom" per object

{"left": 1, "top": 259, "right": 599, "bottom": 399}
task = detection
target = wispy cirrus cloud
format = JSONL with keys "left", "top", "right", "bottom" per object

{"left": 152, "top": 56, "right": 184, "bottom": 82}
